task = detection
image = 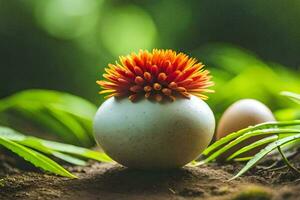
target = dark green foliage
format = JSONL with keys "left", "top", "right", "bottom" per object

{"left": 0, "top": 89, "right": 97, "bottom": 147}
{"left": 0, "top": 126, "right": 112, "bottom": 178}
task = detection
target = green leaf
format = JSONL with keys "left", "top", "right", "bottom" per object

{"left": 0, "top": 89, "right": 97, "bottom": 118}
{"left": 0, "top": 89, "right": 97, "bottom": 146}
{"left": 226, "top": 135, "right": 279, "bottom": 161}
{"left": 13, "top": 105, "right": 80, "bottom": 144}
{"left": 51, "top": 152, "right": 87, "bottom": 166}
{"left": 0, "top": 127, "right": 87, "bottom": 165}
{"left": 46, "top": 106, "right": 91, "bottom": 147}
{"left": 41, "top": 140, "right": 113, "bottom": 162}
{"left": 281, "top": 91, "right": 300, "bottom": 104}
{"left": 0, "top": 126, "right": 112, "bottom": 163}
{"left": 277, "top": 146, "right": 300, "bottom": 174}
{"left": 233, "top": 157, "right": 253, "bottom": 162}
{"left": 0, "top": 136, "right": 76, "bottom": 178}
{"left": 200, "top": 128, "right": 300, "bottom": 165}
{"left": 202, "top": 120, "right": 300, "bottom": 156}
{"left": 230, "top": 134, "right": 300, "bottom": 180}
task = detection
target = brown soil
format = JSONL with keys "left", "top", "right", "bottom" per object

{"left": 0, "top": 150, "right": 300, "bottom": 200}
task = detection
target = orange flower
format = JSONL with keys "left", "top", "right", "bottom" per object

{"left": 97, "top": 49, "right": 214, "bottom": 102}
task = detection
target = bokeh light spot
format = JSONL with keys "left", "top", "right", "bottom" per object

{"left": 34, "top": 0, "right": 101, "bottom": 40}
{"left": 100, "top": 6, "right": 157, "bottom": 56}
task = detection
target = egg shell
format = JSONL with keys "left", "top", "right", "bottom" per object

{"left": 216, "top": 99, "right": 276, "bottom": 159}
{"left": 94, "top": 95, "right": 215, "bottom": 169}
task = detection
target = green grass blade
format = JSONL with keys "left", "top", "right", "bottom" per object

{"left": 233, "top": 157, "right": 253, "bottom": 162}
{"left": 0, "top": 89, "right": 97, "bottom": 146}
{"left": 51, "top": 151, "right": 87, "bottom": 166}
{"left": 0, "top": 126, "right": 26, "bottom": 141}
{"left": 0, "top": 136, "right": 76, "bottom": 178}
{"left": 277, "top": 146, "right": 300, "bottom": 174}
{"left": 0, "top": 127, "right": 87, "bottom": 165}
{"left": 227, "top": 135, "right": 279, "bottom": 161}
{"left": 202, "top": 120, "right": 300, "bottom": 156}
{"left": 46, "top": 106, "right": 91, "bottom": 147}
{"left": 13, "top": 105, "right": 80, "bottom": 144}
{"left": 230, "top": 134, "right": 300, "bottom": 180}
{"left": 201, "top": 128, "right": 300, "bottom": 165}
{"left": 18, "top": 137, "right": 88, "bottom": 165}
{"left": 0, "top": 126, "right": 112, "bottom": 163}
{"left": 41, "top": 140, "right": 113, "bottom": 162}
{"left": 281, "top": 91, "right": 300, "bottom": 104}
{"left": 0, "top": 89, "right": 97, "bottom": 118}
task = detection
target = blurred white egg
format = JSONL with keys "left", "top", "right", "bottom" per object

{"left": 216, "top": 99, "right": 276, "bottom": 158}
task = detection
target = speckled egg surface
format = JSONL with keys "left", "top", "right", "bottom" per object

{"left": 94, "top": 95, "right": 215, "bottom": 169}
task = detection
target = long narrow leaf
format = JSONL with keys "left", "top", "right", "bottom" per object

{"left": 277, "top": 146, "right": 300, "bottom": 174}
{"left": 0, "top": 126, "right": 112, "bottom": 163}
{"left": 230, "top": 134, "right": 300, "bottom": 180}
{"left": 0, "top": 89, "right": 97, "bottom": 118}
{"left": 281, "top": 91, "right": 300, "bottom": 104}
{"left": 13, "top": 105, "right": 79, "bottom": 144}
{"left": 51, "top": 152, "right": 87, "bottom": 166}
{"left": 0, "top": 89, "right": 97, "bottom": 146}
{"left": 233, "top": 157, "right": 253, "bottom": 162}
{"left": 0, "top": 128, "right": 87, "bottom": 165}
{"left": 41, "top": 140, "right": 113, "bottom": 162}
{"left": 199, "top": 128, "right": 300, "bottom": 165}
{"left": 226, "top": 135, "right": 279, "bottom": 161}
{"left": 19, "top": 137, "right": 88, "bottom": 165}
{"left": 203, "top": 120, "right": 300, "bottom": 156}
{"left": 0, "top": 136, "right": 76, "bottom": 178}
{"left": 46, "top": 106, "right": 91, "bottom": 147}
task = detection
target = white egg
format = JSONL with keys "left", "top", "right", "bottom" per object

{"left": 94, "top": 95, "right": 215, "bottom": 169}
{"left": 216, "top": 99, "right": 276, "bottom": 158}
{"left": 217, "top": 99, "right": 275, "bottom": 139}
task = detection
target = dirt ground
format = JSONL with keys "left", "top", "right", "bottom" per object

{"left": 0, "top": 149, "right": 300, "bottom": 200}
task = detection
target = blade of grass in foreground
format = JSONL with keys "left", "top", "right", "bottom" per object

{"left": 51, "top": 151, "right": 87, "bottom": 166}
{"left": 19, "top": 137, "right": 88, "bottom": 166}
{"left": 41, "top": 140, "right": 113, "bottom": 162}
{"left": 233, "top": 157, "right": 253, "bottom": 162}
{"left": 199, "top": 128, "right": 300, "bottom": 165}
{"left": 0, "top": 136, "right": 76, "bottom": 178}
{"left": 281, "top": 91, "right": 300, "bottom": 104}
{"left": 0, "top": 126, "right": 113, "bottom": 163}
{"left": 202, "top": 120, "right": 300, "bottom": 156}
{"left": 226, "top": 135, "right": 279, "bottom": 161}
{"left": 230, "top": 134, "right": 300, "bottom": 180}
{"left": 46, "top": 106, "right": 91, "bottom": 147}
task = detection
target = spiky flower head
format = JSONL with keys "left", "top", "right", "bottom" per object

{"left": 97, "top": 49, "right": 214, "bottom": 102}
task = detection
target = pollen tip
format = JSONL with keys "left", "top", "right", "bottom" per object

{"left": 162, "top": 88, "right": 172, "bottom": 96}
{"left": 129, "top": 94, "right": 138, "bottom": 102}
{"left": 155, "top": 94, "right": 163, "bottom": 102}
{"left": 144, "top": 72, "right": 152, "bottom": 82}
{"left": 130, "top": 85, "right": 142, "bottom": 93}
{"left": 168, "top": 82, "right": 177, "bottom": 89}
{"left": 158, "top": 72, "right": 167, "bottom": 82}
{"left": 153, "top": 83, "right": 162, "bottom": 91}
{"left": 135, "top": 76, "right": 144, "bottom": 85}
{"left": 145, "top": 92, "right": 151, "bottom": 98}
{"left": 144, "top": 85, "right": 152, "bottom": 92}
{"left": 176, "top": 87, "right": 187, "bottom": 92}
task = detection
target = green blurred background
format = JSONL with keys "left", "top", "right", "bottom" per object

{"left": 1, "top": 0, "right": 300, "bottom": 119}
